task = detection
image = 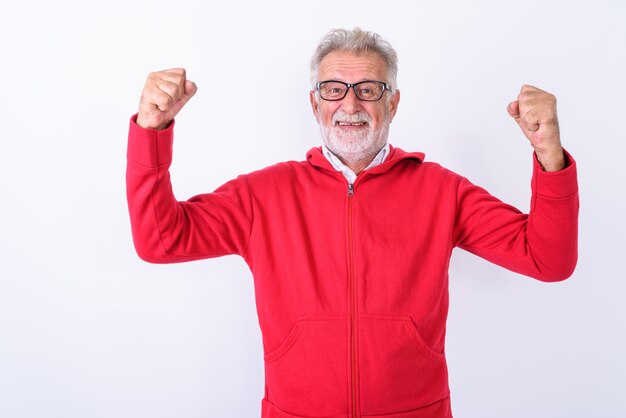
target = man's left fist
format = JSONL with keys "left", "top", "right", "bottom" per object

{"left": 507, "top": 85, "right": 565, "bottom": 172}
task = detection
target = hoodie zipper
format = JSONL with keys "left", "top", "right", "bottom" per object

{"left": 347, "top": 181, "right": 358, "bottom": 417}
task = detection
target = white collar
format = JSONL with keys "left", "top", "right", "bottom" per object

{"left": 321, "top": 144, "right": 390, "bottom": 184}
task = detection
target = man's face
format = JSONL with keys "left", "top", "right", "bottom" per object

{"left": 310, "top": 51, "right": 400, "bottom": 165}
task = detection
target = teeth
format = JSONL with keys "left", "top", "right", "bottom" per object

{"left": 338, "top": 122, "right": 365, "bottom": 126}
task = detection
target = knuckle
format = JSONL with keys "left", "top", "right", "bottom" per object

{"left": 155, "top": 92, "right": 173, "bottom": 108}
{"left": 146, "top": 73, "right": 162, "bottom": 88}
{"left": 141, "top": 85, "right": 156, "bottom": 99}
{"left": 170, "top": 67, "right": 186, "bottom": 77}
{"left": 523, "top": 109, "right": 538, "bottom": 121}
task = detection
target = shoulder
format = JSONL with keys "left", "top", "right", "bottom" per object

{"left": 389, "top": 146, "right": 464, "bottom": 183}
{"left": 420, "top": 161, "right": 463, "bottom": 179}
{"left": 242, "top": 158, "right": 314, "bottom": 185}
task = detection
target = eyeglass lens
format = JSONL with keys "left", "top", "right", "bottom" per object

{"left": 319, "top": 81, "right": 385, "bottom": 101}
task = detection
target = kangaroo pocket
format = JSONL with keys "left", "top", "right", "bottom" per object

{"left": 358, "top": 314, "right": 449, "bottom": 416}
{"left": 264, "top": 316, "right": 349, "bottom": 417}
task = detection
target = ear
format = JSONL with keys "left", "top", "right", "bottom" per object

{"left": 387, "top": 89, "right": 401, "bottom": 122}
{"left": 309, "top": 90, "right": 321, "bottom": 123}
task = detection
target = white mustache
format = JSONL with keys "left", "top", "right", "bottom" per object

{"left": 331, "top": 111, "right": 371, "bottom": 125}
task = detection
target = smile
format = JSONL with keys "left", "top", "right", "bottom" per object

{"left": 336, "top": 121, "right": 367, "bottom": 127}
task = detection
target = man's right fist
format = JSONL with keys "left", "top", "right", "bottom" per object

{"left": 136, "top": 68, "right": 197, "bottom": 130}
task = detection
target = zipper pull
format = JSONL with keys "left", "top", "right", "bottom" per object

{"left": 348, "top": 183, "right": 354, "bottom": 196}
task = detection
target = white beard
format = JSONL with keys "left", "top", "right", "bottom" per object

{"left": 320, "top": 110, "right": 390, "bottom": 165}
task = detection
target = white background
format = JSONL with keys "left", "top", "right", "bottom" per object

{"left": 1, "top": 1, "right": 625, "bottom": 417}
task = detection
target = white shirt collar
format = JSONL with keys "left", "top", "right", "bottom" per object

{"left": 321, "top": 144, "right": 390, "bottom": 184}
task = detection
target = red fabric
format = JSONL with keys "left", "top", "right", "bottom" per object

{"left": 126, "top": 115, "right": 578, "bottom": 418}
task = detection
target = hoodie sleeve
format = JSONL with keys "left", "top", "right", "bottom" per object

{"left": 453, "top": 151, "right": 579, "bottom": 281}
{"left": 125, "top": 115, "right": 253, "bottom": 263}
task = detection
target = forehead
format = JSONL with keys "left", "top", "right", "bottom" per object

{"left": 317, "top": 51, "right": 387, "bottom": 82}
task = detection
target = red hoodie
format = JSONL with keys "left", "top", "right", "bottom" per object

{"left": 126, "top": 116, "right": 578, "bottom": 418}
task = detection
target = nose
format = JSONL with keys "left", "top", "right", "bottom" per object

{"left": 340, "top": 86, "right": 362, "bottom": 114}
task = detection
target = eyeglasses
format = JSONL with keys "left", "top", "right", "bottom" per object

{"left": 316, "top": 80, "right": 391, "bottom": 102}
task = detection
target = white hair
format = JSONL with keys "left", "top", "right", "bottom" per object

{"left": 310, "top": 28, "right": 399, "bottom": 92}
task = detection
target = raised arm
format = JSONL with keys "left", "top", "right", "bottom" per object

{"left": 126, "top": 69, "right": 253, "bottom": 263}
{"left": 454, "top": 85, "right": 578, "bottom": 281}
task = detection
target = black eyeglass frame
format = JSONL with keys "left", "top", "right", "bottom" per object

{"left": 315, "top": 80, "right": 392, "bottom": 102}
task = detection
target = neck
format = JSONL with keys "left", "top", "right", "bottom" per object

{"left": 339, "top": 155, "right": 374, "bottom": 175}
{"left": 325, "top": 143, "right": 388, "bottom": 175}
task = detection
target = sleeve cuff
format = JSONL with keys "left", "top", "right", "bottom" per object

{"left": 532, "top": 149, "right": 578, "bottom": 198}
{"left": 127, "top": 114, "right": 175, "bottom": 167}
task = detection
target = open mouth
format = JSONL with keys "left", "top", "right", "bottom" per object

{"left": 336, "top": 121, "right": 367, "bottom": 127}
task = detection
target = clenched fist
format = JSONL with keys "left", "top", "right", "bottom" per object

{"left": 137, "top": 68, "right": 198, "bottom": 130}
{"left": 507, "top": 85, "right": 565, "bottom": 172}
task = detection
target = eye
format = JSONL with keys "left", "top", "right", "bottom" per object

{"left": 320, "top": 82, "right": 347, "bottom": 99}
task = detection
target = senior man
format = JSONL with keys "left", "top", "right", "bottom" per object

{"left": 126, "top": 28, "right": 578, "bottom": 418}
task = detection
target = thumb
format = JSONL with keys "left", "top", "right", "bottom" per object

{"left": 168, "top": 80, "right": 198, "bottom": 120}
{"left": 169, "top": 81, "right": 198, "bottom": 118}
{"left": 183, "top": 80, "right": 198, "bottom": 102}
{"left": 507, "top": 100, "right": 520, "bottom": 119}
